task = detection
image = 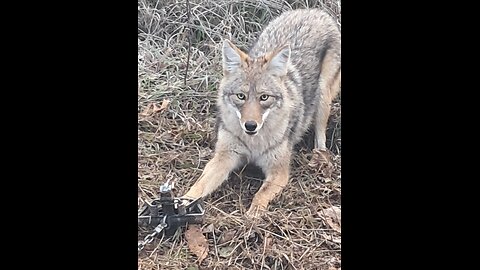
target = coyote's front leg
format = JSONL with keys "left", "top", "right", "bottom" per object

{"left": 246, "top": 146, "right": 291, "bottom": 218}
{"left": 182, "top": 132, "right": 244, "bottom": 201}
{"left": 183, "top": 150, "right": 242, "bottom": 200}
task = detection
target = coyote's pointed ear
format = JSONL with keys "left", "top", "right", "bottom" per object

{"left": 222, "top": 39, "right": 248, "bottom": 75}
{"left": 266, "top": 44, "right": 291, "bottom": 76}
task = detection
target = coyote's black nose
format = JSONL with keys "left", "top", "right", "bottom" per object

{"left": 245, "top": 121, "right": 257, "bottom": 132}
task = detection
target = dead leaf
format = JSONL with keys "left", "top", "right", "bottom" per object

{"left": 141, "top": 133, "right": 155, "bottom": 141}
{"left": 159, "top": 99, "right": 170, "bottom": 111}
{"left": 202, "top": 224, "right": 214, "bottom": 234}
{"left": 151, "top": 103, "right": 161, "bottom": 113}
{"left": 139, "top": 99, "right": 170, "bottom": 117}
{"left": 319, "top": 206, "right": 341, "bottom": 233}
{"left": 185, "top": 224, "right": 209, "bottom": 264}
{"left": 218, "top": 230, "right": 236, "bottom": 244}
{"left": 218, "top": 245, "right": 235, "bottom": 258}
{"left": 139, "top": 104, "right": 152, "bottom": 116}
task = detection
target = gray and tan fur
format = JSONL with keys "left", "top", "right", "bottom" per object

{"left": 182, "top": 9, "right": 341, "bottom": 217}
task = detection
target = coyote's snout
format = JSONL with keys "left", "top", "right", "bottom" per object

{"left": 235, "top": 92, "right": 273, "bottom": 135}
{"left": 182, "top": 8, "right": 341, "bottom": 218}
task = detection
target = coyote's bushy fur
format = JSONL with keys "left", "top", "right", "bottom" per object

{"left": 182, "top": 8, "right": 341, "bottom": 217}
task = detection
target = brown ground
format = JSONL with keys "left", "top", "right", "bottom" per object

{"left": 138, "top": 1, "right": 341, "bottom": 269}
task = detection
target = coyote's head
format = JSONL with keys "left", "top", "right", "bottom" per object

{"left": 219, "top": 39, "right": 291, "bottom": 136}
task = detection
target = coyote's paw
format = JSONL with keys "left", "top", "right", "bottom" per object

{"left": 308, "top": 149, "right": 335, "bottom": 180}
{"left": 308, "top": 148, "right": 332, "bottom": 168}
{"left": 245, "top": 203, "right": 266, "bottom": 219}
{"left": 178, "top": 195, "right": 197, "bottom": 207}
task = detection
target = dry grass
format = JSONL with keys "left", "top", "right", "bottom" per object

{"left": 138, "top": 0, "right": 341, "bottom": 269}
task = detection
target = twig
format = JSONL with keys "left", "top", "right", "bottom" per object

{"left": 184, "top": 0, "right": 192, "bottom": 86}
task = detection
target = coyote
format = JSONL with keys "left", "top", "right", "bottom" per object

{"left": 182, "top": 8, "right": 341, "bottom": 217}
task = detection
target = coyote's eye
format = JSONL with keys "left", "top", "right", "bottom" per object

{"left": 260, "top": 94, "right": 269, "bottom": 101}
{"left": 236, "top": 93, "right": 246, "bottom": 100}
